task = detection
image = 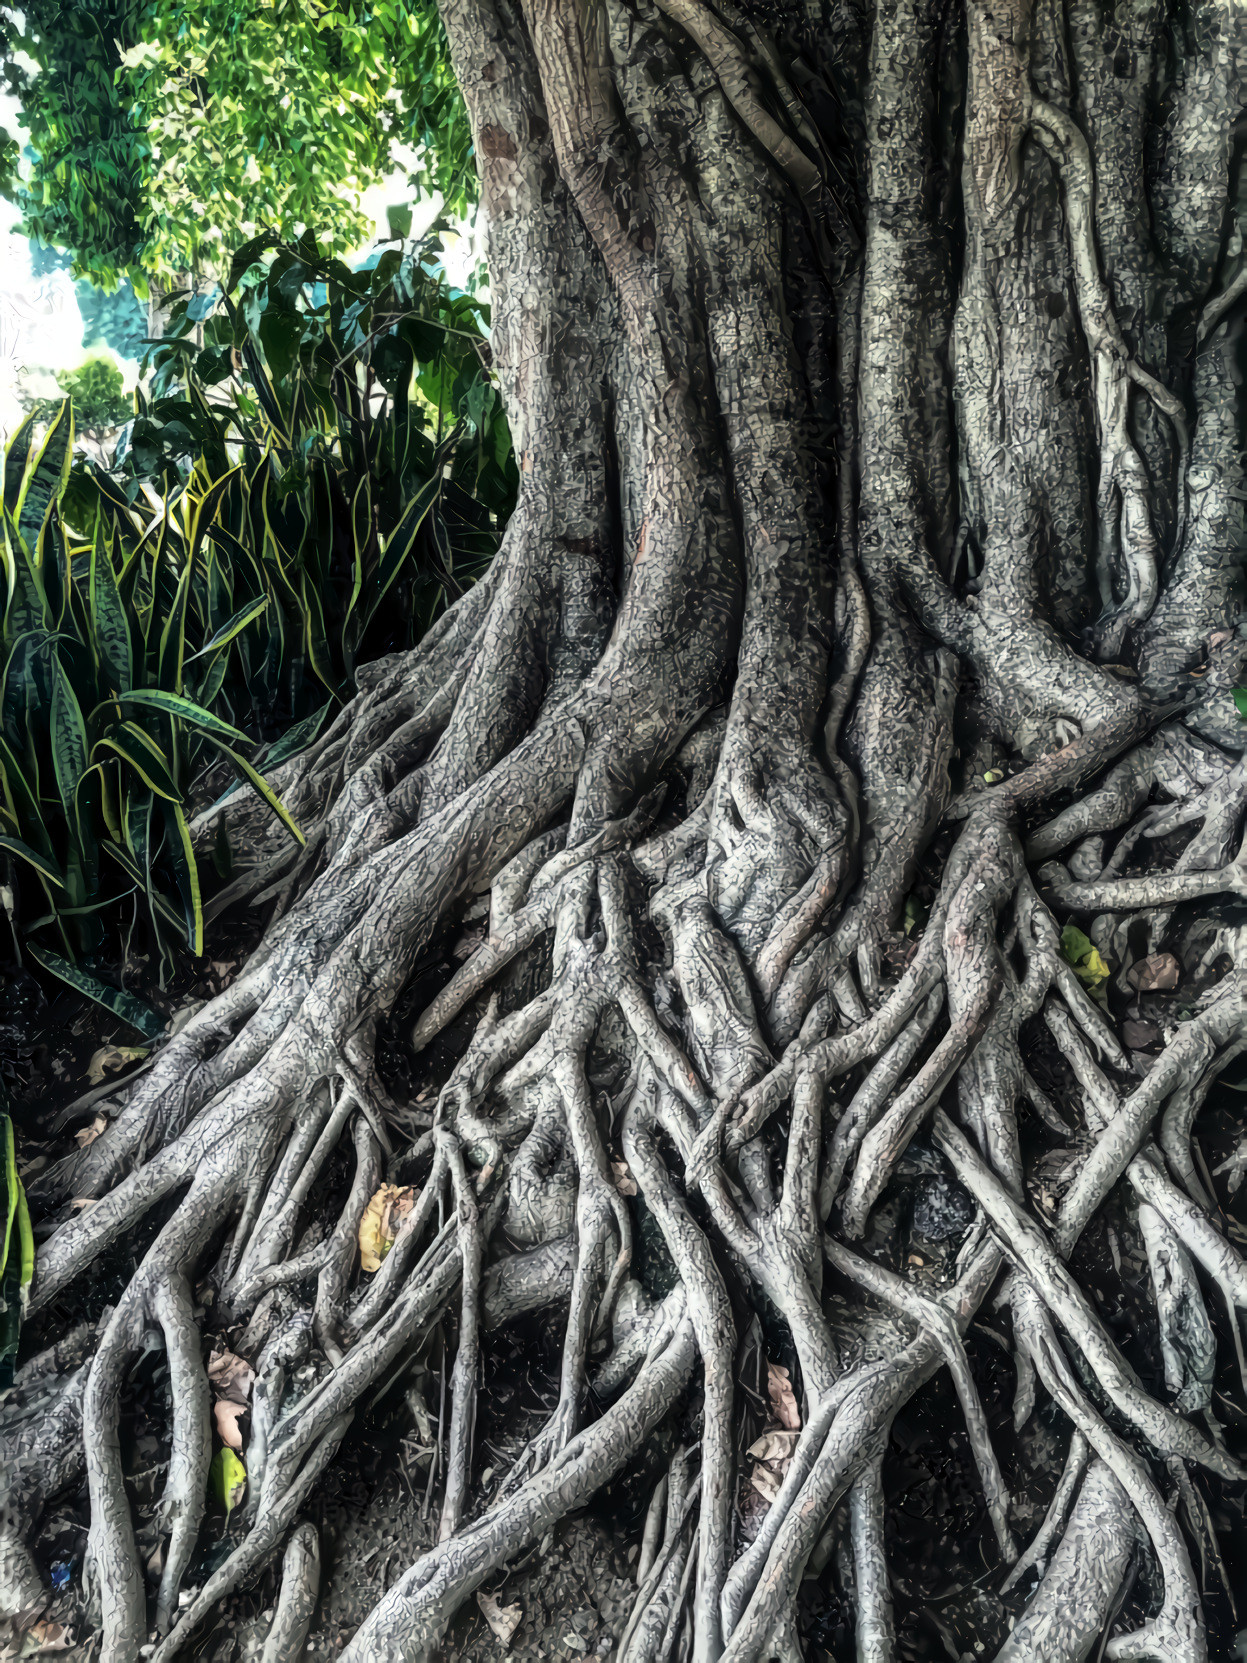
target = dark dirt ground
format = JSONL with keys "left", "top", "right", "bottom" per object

{"left": 5, "top": 887, "right": 1247, "bottom": 1662}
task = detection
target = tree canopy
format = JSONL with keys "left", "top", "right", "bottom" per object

{"left": 0, "top": 0, "right": 474, "bottom": 289}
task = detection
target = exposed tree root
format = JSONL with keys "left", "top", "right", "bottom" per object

{"left": 8, "top": 0, "right": 1247, "bottom": 1656}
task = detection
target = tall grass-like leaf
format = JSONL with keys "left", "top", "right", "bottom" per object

{"left": 0, "top": 733, "right": 56, "bottom": 869}
{"left": 0, "top": 833, "right": 63, "bottom": 887}
{"left": 3, "top": 414, "right": 35, "bottom": 515}
{"left": 263, "top": 700, "right": 331, "bottom": 769}
{"left": 2, "top": 510, "right": 49, "bottom": 636}
{"left": 26, "top": 943, "right": 166, "bottom": 1039}
{"left": 15, "top": 399, "right": 73, "bottom": 559}
{"left": 158, "top": 545, "right": 196, "bottom": 693}
{"left": 50, "top": 658, "right": 89, "bottom": 833}
{"left": 366, "top": 473, "right": 441, "bottom": 630}
{"left": 109, "top": 689, "right": 251, "bottom": 743}
{"left": 164, "top": 801, "right": 204, "bottom": 954}
{"left": 94, "top": 724, "right": 182, "bottom": 801}
{"left": 90, "top": 523, "right": 133, "bottom": 693}
{"left": 299, "top": 573, "right": 337, "bottom": 694}
{"left": 205, "top": 736, "right": 304, "bottom": 845}
{"left": 188, "top": 467, "right": 244, "bottom": 570}
{"left": 184, "top": 595, "right": 270, "bottom": 664}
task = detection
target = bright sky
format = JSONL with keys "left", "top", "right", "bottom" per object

{"left": 0, "top": 92, "right": 480, "bottom": 441}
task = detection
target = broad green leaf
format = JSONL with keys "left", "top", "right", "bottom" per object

{"left": 206, "top": 737, "right": 305, "bottom": 846}
{"left": 25, "top": 944, "right": 166, "bottom": 1040}
{"left": 90, "top": 522, "right": 133, "bottom": 693}
{"left": 15, "top": 400, "right": 73, "bottom": 559}
{"left": 1061, "top": 924, "right": 1110, "bottom": 987}
{"left": 185, "top": 595, "right": 270, "bottom": 664}
{"left": 386, "top": 203, "right": 413, "bottom": 241}
{"left": 107, "top": 689, "right": 250, "bottom": 744}
{"left": 1060, "top": 925, "right": 1094, "bottom": 966}
{"left": 1233, "top": 687, "right": 1247, "bottom": 720}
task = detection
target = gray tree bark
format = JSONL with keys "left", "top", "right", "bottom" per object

{"left": 6, "top": 0, "right": 1247, "bottom": 1658}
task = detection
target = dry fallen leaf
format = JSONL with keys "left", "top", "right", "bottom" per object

{"left": 746, "top": 1428, "right": 800, "bottom": 1464}
{"left": 22, "top": 1619, "right": 74, "bottom": 1653}
{"left": 207, "top": 1348, "right": 255, "bottom": 1405}
{"left": 85, "top": 1044, "right": 147, "bottom": 1086}
{"left": 214, "top": 1398, "right": 248, "bottom": 1451}
{"left": 766, "top": 1362, "right": 801, "bottom": 1431}
{"left": 68, "top": 1198, "right": 95, "bottom": 1211}
{"left": 1128, "top": 952, "right": 1181, "bottom": 993}
{"left": 749, "top": 1465, "right": 783, "bottom": 1504}
{"left": 74, "top": 1114, "right": 109, "bottom": 1149}
{"left": 611, "top": 1158, "right": 638, "bottom": 1197}
{"left": 476, "top": 1591, "right": 523, "bottom": 1644}
{"left": 359, "top": 1183, "right": 416, "bottom": 1272}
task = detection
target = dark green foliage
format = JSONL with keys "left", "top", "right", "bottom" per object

{"left": 1, "top": 0, "right": 477, "bottom": 287}
{"left": 125, "top": 227, "right": 517, "bottom": 688}
{"left": 1, "top": 231, "right": 514, "bottom": 993}
{"left": 29, "top": 358, "right": 131, "bottom": 430}
{"left": 1, "top": 0, "right": 147, "bottom": 281}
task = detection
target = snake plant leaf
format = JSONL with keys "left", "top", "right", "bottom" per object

{"left": 184, "top": 594, "right": 269, "bottom": 664}
{"left": 163, "top": 800, "right": 204, "bottom": 955}
{"left": 25, "top": 944, "right": 166, "bottom": 1040}
{"left": 2, "top": 413, "right": 35, "bottom": 515}
{"left": 205, "top": 737, "right": 304, "bottom": 846}
{"left": 108, "top": 689, "right": 251, "bottom": 744}
{"left": 50, "top": 657, "right": 89, "bottom": 833}
{"left": 93, "top": 723, "right": 182, "bottom": 802}
{"left": 0, "top": 833, "right": 64, "bottom": 887}
{"left": 90, "top": 522, "right": 133, "bottom": 694}
{"left": 15, "top": 399, "right": 73, "bottom": 558}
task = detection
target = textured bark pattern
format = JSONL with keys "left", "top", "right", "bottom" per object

{"left": 5, "top": 0, "right": 1247, "bottom": 1660}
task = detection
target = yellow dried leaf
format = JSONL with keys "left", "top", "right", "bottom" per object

{"left": 359, "top": 1184, "right": 415, "bottom": 1272}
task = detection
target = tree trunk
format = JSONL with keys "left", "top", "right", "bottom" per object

{"left": 9, "top": 0, "right": 1247, "bottom": 1659}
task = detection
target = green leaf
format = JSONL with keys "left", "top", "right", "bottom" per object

{"left": 1, "top": 1113, "right": 20, "bottom": 1282}
{"left": 1060, "top": 925, "right": 1094, "bottom": 967}
{"left": 184, "top": 595, "right": 270, "bottom": 664}
{"left": 264, "top": 701, "right": 331, "bottom": 770}
{"left": 205, "top": 738, "right": 304, "bottom": 847}
{"left": 50, "top": 657, "right": 89, "bottom": 830}
{"left": 25, "top": 944, "right": 166, "bottom": 1040}
{"left": 3, "top": 412, "right": 35, "bottom": 516}
{"left": 107, "top": 689, "right": 250, "bottom": 744}
{"left": 209, "top": 1446, "right": 247, "bottom": 1514}
{"left": 1233, "top": 687, "right": 1247, "bottom": 721}
{"left": 386, "top": 203, "right": 413, "bottom": 241}
{"left": 0, "top": 833, "right": 64, "bottom": 888}
{"left": 15, "top": 400, "right": 73, "bottom": 558}
{"left": 164, "top": 801, "right": 204, "bottom": 956}
{"left": 93, "top": 724, "right": 182, "bottom": 802}
{"left": 187, "top": 467, "right": 244, "bottom": 571}
{"left": 90, "top": 522, "right": 133, "bottom": 694}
